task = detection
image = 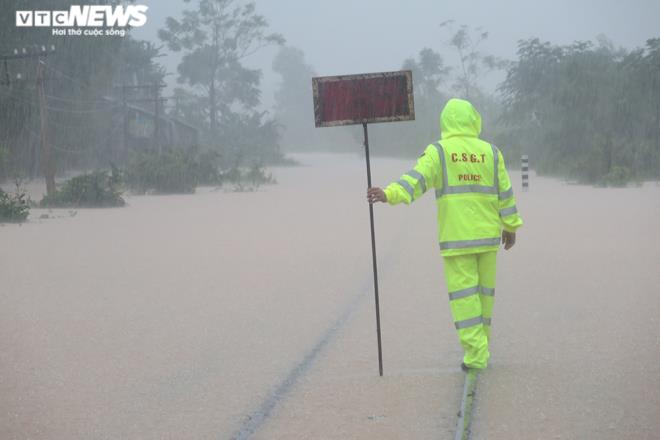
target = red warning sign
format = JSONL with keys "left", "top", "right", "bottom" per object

{"left": 312, "top": 70, "right": 414, "bottom": 127}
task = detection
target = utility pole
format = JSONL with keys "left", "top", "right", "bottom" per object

{"left": 122, "top": 84, "right": 128, "bottom": 162}
{"left": 2, "top": 59, "right": 9, "bottom": 86}
{"left": 153, "top": 84, "right": 161, "bottom": 155}
{"left": 36, "top": 59, "right": 55, "bottom": 196}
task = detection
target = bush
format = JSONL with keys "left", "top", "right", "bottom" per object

{"left": 0, "top": 183, "right": 30, "bottom": 222}
{"left": 221, "top": 163, "right": 276, "bottom": 192}
{"left": 40, "top": 169, "right": 125, "bottom": 207}
{"left": 123, "top": 148, "right": 278, "bottom": 194}
{"left": 124, "top": 149, "right": 208, "bottom": 194}
{"left": 600, "top": 165, "right": 632, "bottom": 187}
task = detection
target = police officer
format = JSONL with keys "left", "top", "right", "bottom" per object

{"left": 367, "top": 98, "right": 522, "bottom": 371}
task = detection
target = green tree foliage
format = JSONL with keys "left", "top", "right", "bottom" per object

{"left": 500, "top": 37, "right": 660, "bottom": 184}
{"left": 159, "top": 0, "right": 284, "bottom": 165}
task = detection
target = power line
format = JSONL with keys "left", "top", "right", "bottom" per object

{"left": 45, "top": 103, "right": 120, "bottom": 114}
{"left": 41, "top": 61, "right": 92, "bottom": 89}
{"left": 44, "top": 93, "right": 112, "bottom": 105}
{"left": 0, "top": 88, "right": 121, "bottom": 113}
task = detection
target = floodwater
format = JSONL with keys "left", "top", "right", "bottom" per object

{"left": 1, "top": 153, "right": 659, "bottom": 439}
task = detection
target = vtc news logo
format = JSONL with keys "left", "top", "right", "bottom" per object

{"left": 16, "top": 5, "right": 148, "bottom": 27}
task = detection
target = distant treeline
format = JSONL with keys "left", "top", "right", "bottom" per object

{"left": 500, "top": 38, "right": 660, "bottom": 184}
{"left": 1, "top": 1, "right": 658, "bottom": 187}
{"left": 360, "top": 36, "right": 660, "bottom": 185}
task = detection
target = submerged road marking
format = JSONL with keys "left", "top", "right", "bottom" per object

{"left": 229, "top": 284, "right": 369, "bottom": 440}
{"left": 228, "top": 232, "right": 400, "bottom": 439}
{"left": 454, "top": 369, "right": 479, "bottom": 440}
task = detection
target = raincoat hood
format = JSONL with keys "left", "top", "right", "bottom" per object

{"left": 440, "top": 98, "right": 482, "bottom": 139}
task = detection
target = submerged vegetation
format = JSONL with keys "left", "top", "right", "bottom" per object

{"left": 124, "top": 149, "right": 201, "bottom": 194}
{"left": 123, "top": 147, "right": 274, "bottom": 194}
{"left": 40, "top": 169, "right": 125, "bottom": 208}
{"left": 221, "top": 163, "right": 277, "bottom": 192}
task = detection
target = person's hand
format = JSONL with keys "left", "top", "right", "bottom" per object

{"left": 367, "top": 187, "right": 387, "bottom": 204}
{"left": 502, "top": 230, "right": 516, "bottom": 250}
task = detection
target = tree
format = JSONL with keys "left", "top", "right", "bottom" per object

{"left": 400, "top": 48, "right": 451, "bottom": 148}
{"left": 439, "top": 21, "right": 506, "bottom": 101}
{"left": 158, "top": 0, "right": 284, "bottom": 144}
{"left": 271, "top": 46, "right": 318, "bottom": 150}
{"left": 115, "top": 39, "right": 166, "bottom": 87}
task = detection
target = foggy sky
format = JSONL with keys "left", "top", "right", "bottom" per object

{"left": 131, "top": 0, "right": 660, "bottom": 109}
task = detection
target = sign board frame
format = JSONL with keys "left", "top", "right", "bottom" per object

{"left": 312, "top": 70, "right": 415, "bottom": 127}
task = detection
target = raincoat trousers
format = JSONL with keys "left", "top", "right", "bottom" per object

{"left": 383, "top": 98, "right": 523, "bottom": 369}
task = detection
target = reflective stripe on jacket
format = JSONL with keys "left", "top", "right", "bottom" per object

{"left": 383, "top": 98, "right": 523, "bottom": 256}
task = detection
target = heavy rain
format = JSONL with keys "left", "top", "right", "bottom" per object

{"left": 1, "top": 1, "right": 659, "bottom": 439}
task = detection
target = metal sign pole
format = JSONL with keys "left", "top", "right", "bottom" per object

{"left": 363, "top": 122, "right": 383, "bottom": 377}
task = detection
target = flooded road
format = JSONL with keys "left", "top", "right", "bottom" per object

{"left": 1, "top": 153, "right": 659, "bottom": 439}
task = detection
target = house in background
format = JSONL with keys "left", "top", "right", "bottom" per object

{"left": 101, "top": 96, "right": 200, "bottom": 164}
